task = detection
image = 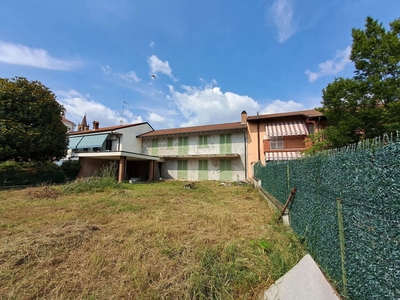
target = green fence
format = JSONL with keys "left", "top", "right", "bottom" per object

{"left": 254, "top": 136, "right": 400, "bottom": 299}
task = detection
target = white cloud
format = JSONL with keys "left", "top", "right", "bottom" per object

{"left": 148, "top": 55, "right": 177, "bottom": 81}
{"left": 117, "top": 71, "right": 141, "bottom": 83}
{"left": 0, "top": 41, "right": 82, "bottom": 70}
{"left": 268, "top": 0, "right": 297, "bottom": 43}
{"left": 305, "top": 46, "right": 352, "bottom": 82}
{"left": 149, "top": 41, "right": 155, "bottom": 48}
{"left": 56, "top": 90, "right": 143, "bottom": 128}
{"left": 102, "top": 65, "right": 141, "bottom": 83}
{"left": 101, "top": 65, "right": 111, "bottom": 74}
{"left": 147, "top": 112, "right": 165, "bottom": 123}
{"left": 261, "top": 99, "right": 305, "bottom": 114}
{"left": 168, "top": 81, "right": 260, "bottom": 127}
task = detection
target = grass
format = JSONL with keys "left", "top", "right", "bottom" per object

{"left": 0, "top": 180, "right": 305, "bottom": 299}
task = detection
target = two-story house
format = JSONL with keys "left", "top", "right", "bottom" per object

{"left": 66, "top": 116, "right": 157, "bottom": 182}
{"left": 139, "top": 114, "right": 248, "bottom": 181}
{"left": 245, "top": 109, "right": 327, "bottom": 178}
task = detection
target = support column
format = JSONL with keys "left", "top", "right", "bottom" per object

{"left": 118, "top": 156, "right": 127, "bottom": 183}
{"left": 149, "top": 160, "right": 155, "bottom": 181}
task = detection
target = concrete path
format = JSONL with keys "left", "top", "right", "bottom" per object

{"left": 264, "top": 254, "right": 341, "bottom": 300}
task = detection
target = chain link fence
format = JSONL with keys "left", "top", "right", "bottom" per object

{"left": 254, "top": 135, "right": 400, "bottom": 299}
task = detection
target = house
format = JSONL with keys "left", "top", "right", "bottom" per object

{"left": 61, "top": 106, "right": 76, "bottom": 132}
{"left": 139, "top": 112, "right": 248, "bottom": 181}
{"left": 245, "top": 109, "right": 327, "bottom": 178}
{"left": 67, "top": 116, "right": 157, "bottom": 182}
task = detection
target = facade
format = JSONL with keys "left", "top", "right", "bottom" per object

{"left": 246, "top": 109, "right": 327, "bottom": 178}
{"left": 139, "top": 118, "right": 248, "bottom": 181}
{"left": 67, "top": 116, "right": 157, "bottom": 182}
{"left": 61, "top": 107, "right": 76, "bottom": 132}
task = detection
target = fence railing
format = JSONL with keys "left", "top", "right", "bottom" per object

{"left": 254, "top": 135, "right": 400, "bottom": 299}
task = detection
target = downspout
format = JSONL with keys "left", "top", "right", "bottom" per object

{"left": 244, "top": 130, "right": 247, "bottom": 179}
{"left": 257, "top": 112, "right": 260, "bottom": 161}
{"left": 118, "top": 136, "right": 121, "bottom": 151}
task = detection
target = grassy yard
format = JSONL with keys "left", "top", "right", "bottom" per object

{"left": 0, "top": 180, "right": 305, "bottom": 300}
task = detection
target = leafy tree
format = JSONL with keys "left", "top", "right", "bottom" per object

{"left": 0, "top": 77, "right": 68, "bottom": 162}
{"left": 320, "top": 17, "right": 400, "bottom": 148}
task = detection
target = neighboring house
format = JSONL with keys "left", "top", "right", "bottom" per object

{"left": 245, "top": 109, "right": 327, "bottom": 178}
{"left": 61, "top": 106, "right": 76, "bottom": 132}
{"left": 67, "top": 116, "right": 157, "bottom": 182}
{"left": 139, "top": 113, "right": 248, "bottom": 181}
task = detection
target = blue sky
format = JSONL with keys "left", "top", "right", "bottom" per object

{"left": 0, "top": 0, "right": 399, "bottom": 129}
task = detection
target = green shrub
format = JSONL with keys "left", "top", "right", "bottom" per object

{"left": 62, "top": 162, "right": 118, "bottom": 194}
{"left": 60, "top": 160, "right": 80, "bottom": 181}
{"left": 0, "top": 161, "right": 66, "bottom": 186}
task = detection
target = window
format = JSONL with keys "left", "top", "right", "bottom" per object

{"left": 177, "top": 160, "right": 188, "bottom": 179}
{"left": 167, "top": 137, "right": 173, "bottom": 148}
{"left": 220, "top": 160, "right": 232, "bottom": 181}
{"left": 270, "top": 136, "right": 284, "bottom": 149}
{"left": 307, "top": 123, "right": 315, "bottom": 135}
{"left": 220, "top": 134, "right": 232, "bottom": 154}
{"left": 106, "top": 139, "right": 112, "bottom": 151}
{"left": 151, "top": 139, "right": 158, "bottom": 155}
{"left": 198, "top": 135, "right": 209, "bottom": 147}
{"left": 198, "top": 160, "right": 208, "bottom": 180}
{"left": 178, "top": 137, "right": 189, "bottom": 155}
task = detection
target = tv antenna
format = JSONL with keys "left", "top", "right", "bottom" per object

{"left": 120, "top": 101, "right": 129, "bottom": 125}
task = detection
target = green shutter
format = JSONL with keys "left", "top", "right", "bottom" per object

{"left": 178, "top": 160, "right": 188, "bottom": 179}
{"left": 198, "top": 160, "right": 208, "bottom": 180}
{"left": 178, "top": 137, "right": 189, "bottom": 155}
{"left": 199, "top": 135, "right": 208, "bottom": 147}
{"left": 167, "top": 137, "right": 173, "bottom": 148}
{"left": 220, "top": 160, "right": 232, "bottom": 181}
{"left": 151, "top": 139, "right": 158, "bottom": 155}
{"left": 220, "top": 134, "right": 232, "bottom": 154}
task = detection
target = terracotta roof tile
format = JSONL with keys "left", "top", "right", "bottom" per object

{"left": 69, "top": 122, "right": 153, "bottom": 135}
{"left": 139, "top": 122, "right": 246, "bottom": 137}
{"left": 247, "top": 109, "right": 324, "bottom": 121}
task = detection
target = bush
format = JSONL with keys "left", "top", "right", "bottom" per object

{"left": 60, "top": 160, "right": 80, "bottom": 181}
{"left": 62, "top": 162, "right": 119, "bottom": 194}
{"left": 0, "top": 161, "right": 66, "bottom": 186}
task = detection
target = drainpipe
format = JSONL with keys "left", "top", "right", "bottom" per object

{"left": 257, "top": 112, "right": 260, "bottom": 162}
{"left": 118, "top": 136, "right": 121, "bottom": 151}
{"left": 244, "top": 130, "right": 247, "bottom": 179}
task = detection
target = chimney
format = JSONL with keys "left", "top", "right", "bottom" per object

{"left": 241, "top": 110, "right": 247, "bottom": 124}
{"left": 92, "top": 121, "right": 100, "bottom": 130}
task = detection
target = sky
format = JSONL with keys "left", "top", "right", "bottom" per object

{"left": 0, "top": 0, "right": 399, "bottom": 129}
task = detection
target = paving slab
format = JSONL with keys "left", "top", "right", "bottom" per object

{"left": 264, "top": 254, "right": 341, "bottom": 300}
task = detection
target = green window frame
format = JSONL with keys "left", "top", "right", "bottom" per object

{"left": 167, "top": 137, "right": 173, "bottom": 148}
{"left": 178, "top": 137, "right": 189, "bottom": 155}
{"left": 177, "top": 160, "right": 188, "bottom": 179}
{"left": 198, "top": 135, "right": 209, "bottom": 147}
{"left": 220, "top": 160, "right": 232, "bottom": 181}
{"left": 151, "top": 139, "right": 158, "bottom": 155}
{"left": 220, "top": 134, "right": 232, "bottom": 154}
{"left": 198, "top": 160, "right": 208, "bottom": 180}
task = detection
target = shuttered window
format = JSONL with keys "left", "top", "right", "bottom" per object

{"left": 178, "top": 137, "right": 189, "bottom": 155}
{"left": 198, "top": 160, "right": 208, "bottom": 180}
{"left": 220, "top": 134, "right": 232, "bottom": 154}
{"left": 167, "top": 137, "right": 173, "bottom": 148}
{"left": 151, "top": 139, "right": 158, "bottom": 155}
{"left": 220, "top": 160, "right": 232, "bottom": 181}
{"left": 198, "top": 135, "right": 208, "bottom": 147}
{"left": 177, "top": 160, "right": 188, "bottom": 179}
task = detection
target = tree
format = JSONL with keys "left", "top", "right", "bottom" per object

{"left": 320, "top": 17, "right": 400, "bottom": 148}
{"left": 0, "top": 77, "right": 68, "bottom": 162}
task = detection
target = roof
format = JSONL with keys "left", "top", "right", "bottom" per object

{"left": 139, "top": 122, "right": 246, "bottom": 137}
{"left": 69, "top": 122, "right": 153, "bottom": 136}
{"left": 247, "top": 109, "right": 324, "bottom": 121}
{"left": 62, "top": 117, "right": 75, "bottom": 125}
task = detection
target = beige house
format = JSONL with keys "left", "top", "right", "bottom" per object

{"left": 67, "top": 116, "right": 157, "bottom": 182}
{"left": 139, "top": 116, "right": 248, "bottom": 181}
{"left": 245, "top": 109, "right": 327, "bottom": 178}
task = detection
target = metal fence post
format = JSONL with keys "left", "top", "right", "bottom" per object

{"left": 336, "top": 198, "right": 348, "bottom": 298}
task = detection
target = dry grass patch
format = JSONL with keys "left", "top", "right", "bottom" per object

{"left": 0, "top": 181, "right": 305, "bottom": 299}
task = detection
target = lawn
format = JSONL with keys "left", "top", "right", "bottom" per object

{"left": 0, "top": 180, "right": 305, "bottom": 300}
